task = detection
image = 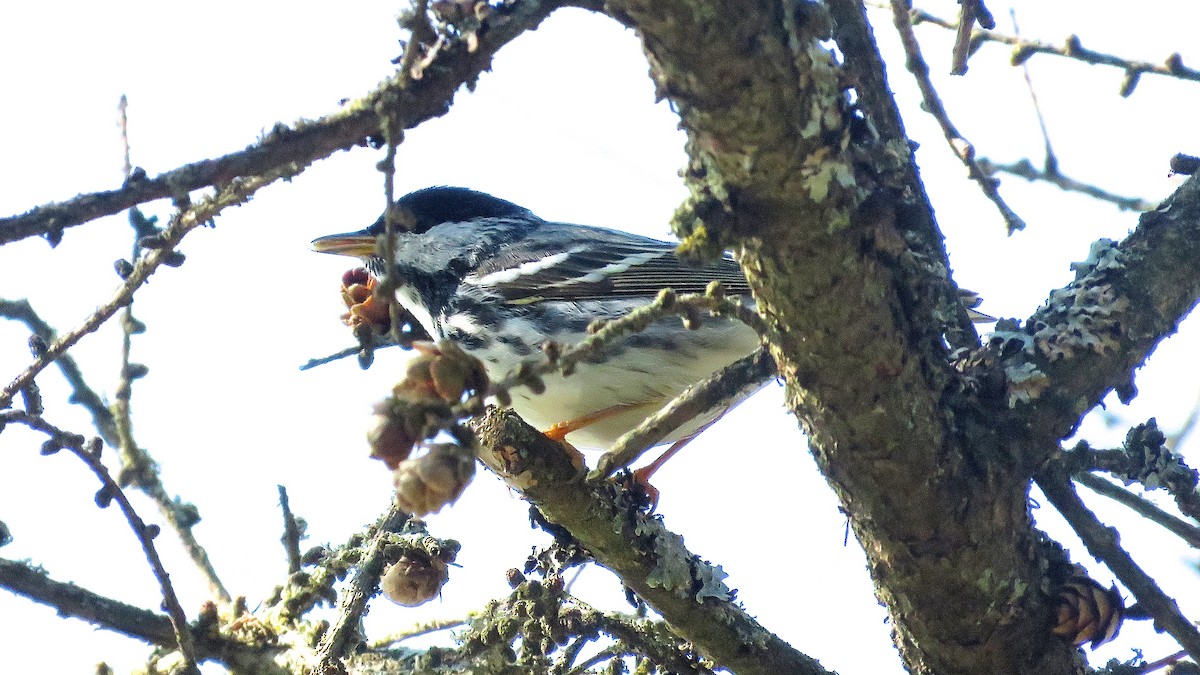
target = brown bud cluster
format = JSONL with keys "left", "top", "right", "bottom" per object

{"left": 366, "top": 340, "right": 489, "bottom": 470}
{"left": 367, "top": 400, "right": 422, "bottom": 469}
{"left": 393, "top": 443, "right": 476, "bottom": 516}
{"left": 380, "top": 550, "right": 454, "bottom": 607}
{"left": 339, "top": 268, "right": 392, "bottom": 334}
{"left": 1050, "top": 576, "right": 1124, "bottom": 649}
{"left": 401, "top": 340, "right": 489, "bottom": 406}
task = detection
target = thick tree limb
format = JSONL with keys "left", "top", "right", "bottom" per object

{"left": 472, "top": 408, "right": 831, "bottom": 675}
{"left": 827, "top": 0, "right": 981, "bottom": 347}
{"left": 995, "top": 173, "right": 1200, "bottom": 446}
{"left": 603, "top": 2, "right": 1078, "bottom": 672}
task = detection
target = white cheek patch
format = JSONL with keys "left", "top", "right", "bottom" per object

{"left": 395, "top": 285, "right": 439, "bottom": 338}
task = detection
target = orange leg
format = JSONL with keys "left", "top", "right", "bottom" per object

{"left": 542, "top": 402, "right": 656, "bottom": 480}
{"left": 631, "top": 410, "right": 730, "bottom": 509}
{"left": 542, "top": 402, "right": 655, "bottom": 442}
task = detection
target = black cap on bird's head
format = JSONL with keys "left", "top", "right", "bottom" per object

{"left": 311, "top": 186, "right": 533, "bottom": 258}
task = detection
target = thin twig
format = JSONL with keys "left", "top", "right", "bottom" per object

{"left": 1, "top": 168, "right": 300, "bottom": 410}
{"left": 368, "top": 617, "right": 467, "bottom": 648}
{"left": 1074, "top": 472, "right": 1200, "bottom": 550}
{"left": 109, "top": 98, "right": 233, "bottom": 604}
{"left": 1, "top": 411, "right": 199, "bottom": 672}
{"left": 565, "top": 646, "right": 628, "bottom": 675}
{"left": 1009, "top": 10, "right": 1056, "bottom": 174}
{"left": 899, "top": 5, "right": 1200, "bottom": 97}
{"left": 312, "top": 499, "right": 411, "bottom": 673}
{"left": 950, "top": 0, "right": 994, "bottom": 75}
{"left": 554, "top": 634, "right": 596, "bottom": 673}
{"left": 118, "top": 95, "right": 133, "bottom": 179}
{"left": 1137, "top": 649, "right": 1188, "bottom": 674}
{"left": 890, "top": 0, "right": 1025, "bottom": 233}
{"left": 485, "top": 288, "right": 776, "bottom": 410}
{"left": 1060, "top": 429, "right": 1200, "bottom": 525}
{"left": 279, "top": 485, "right": 304, "bottom": 575}
{"left": 977, "top": 157, "right": 1156, "bottom": 212}
{"left": 1037, "top": 466, "right": 1200, "bottom": 661}
{"left": 299, "top": 345, "right": 373, "bottom": 371}
{"left": 589, "top": 349, "right": 775, "bottom": 481}
{"left": 0, "top": 299, "right": 117, "bottom": 442}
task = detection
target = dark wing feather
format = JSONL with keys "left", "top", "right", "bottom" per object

{"left": 464, "top": 222, "right": 749, "bottom": 304}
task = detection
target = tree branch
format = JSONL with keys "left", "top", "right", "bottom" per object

{"left": 0, "top": 411, "right": 199, "bottom": 672}
{"left": 0, "top": 557, "right": 283, "bottom": 672}
{"left": 0, "top": 298, "right": 117, "bottom": 442}
{"left": 311, "top": 499, "right": 411, "bottom": 674}
{"left": 472, "top": 408, "right": 830, "bottom": 675}
{"left": 904, "top": 5, "right": 1200, "bottom": 97}
{"left": 598, "top": 2, "right": 1088, "bottom": 672}
{"left": 993, "top": 174, "right": 1200, "bottom": 447}
{"left": 0, "top": 0, "right": 578, "bottom": 247}
{"left": 890, "top": 0, "right": 1026, "bottom": 233}
{"left": 0, "top": 167, "right": 301, "bottom": 410}
{"left": 1037, "top": 466, "right": 1200, "bottom": 660}
{"left": 827, "top": 0, "right": 981, "bottom": 348}
{"left": 1073, "top": 472, "right": 1200, "bottom": 550}
{"left": 978, "top": 157, "right": 1156, "bottom": 212}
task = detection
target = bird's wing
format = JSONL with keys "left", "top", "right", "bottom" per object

{"left": 463, "top": 222, "right": 749, "bottom": 304}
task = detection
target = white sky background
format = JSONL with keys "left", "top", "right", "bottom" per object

{"left": 0, "top": 1, "right": 1198, "bottom": 672}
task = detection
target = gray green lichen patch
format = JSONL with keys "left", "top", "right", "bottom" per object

{"left": 1031, "top": 240, "right": 1129, "bottom": 362}
{"left": 637, "top": 518, "right": 732, "bottom": 602}
{"left": 986, "top": 239, "right": 1130, "bottom": 406}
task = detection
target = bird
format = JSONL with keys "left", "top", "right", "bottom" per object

{"left": 312, "top": 186, "right": 768, "bottom": 488}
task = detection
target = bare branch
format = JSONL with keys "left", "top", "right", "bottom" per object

{"left": 1058, "top": 423, "right": 1200, "bottom": 525}
{"left": 590, "top": 348, "right": 775, "bottom": 480}
{"left": 487, "top": 288, "right": 775, "bottom": 411}
{"left": 368, "top": 617, "right": 467, "bottom": 649}
{"left": 0, "top": 411, "right": 199, "bottom": 672}
{"left": 312, "top": 499, "right": 411, "bottom": 673}
{"left": 0, "top": 169, "right": 296, "bottom": 410}
{"left": 1074, "top": 472, "right": 1200, "bottom": 550}
{"left": 890, "top": 0, "right": 1026, "bottom": 232}
{"left": 0, "top": 298, "right": 117, "bottom": 442}
{"left": 989, "top": 174, "right": 1200, "bottom": 450}
{"left": 278, "top": 486, "right": 304, "bottom": 576}
{"left": 950, "top": 0, "right": 995, "bottom": 75}
{"left": 473, "top": 408, "right": 831, "bottom": 675}
{"left": 979, "top": 157, "right": 1156, "bottom": 212}
{"left": 1037, "top": 466, "right": 1200, "bottom": 660}
{"left": 0, "top": 294, "right": 230, "bottom": 603}
{"left": 0, "top": 0, "right": 579, "bottom": 247}
{"left": 826, "top": 0, "right": 982, "bottom": 350}
{"left": 901, "top": 5, "right": 1200, "bottom": 96}
{"left": 0, "top": 557, "right": 281, "bottom": 672}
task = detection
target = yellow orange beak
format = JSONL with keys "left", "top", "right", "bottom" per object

{"left": 311, "top": 231, "right": 377, "bottom": 258}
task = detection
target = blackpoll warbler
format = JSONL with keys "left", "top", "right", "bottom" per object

{"left": 314, "top": 186, "right": 762, "bottom": 452}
